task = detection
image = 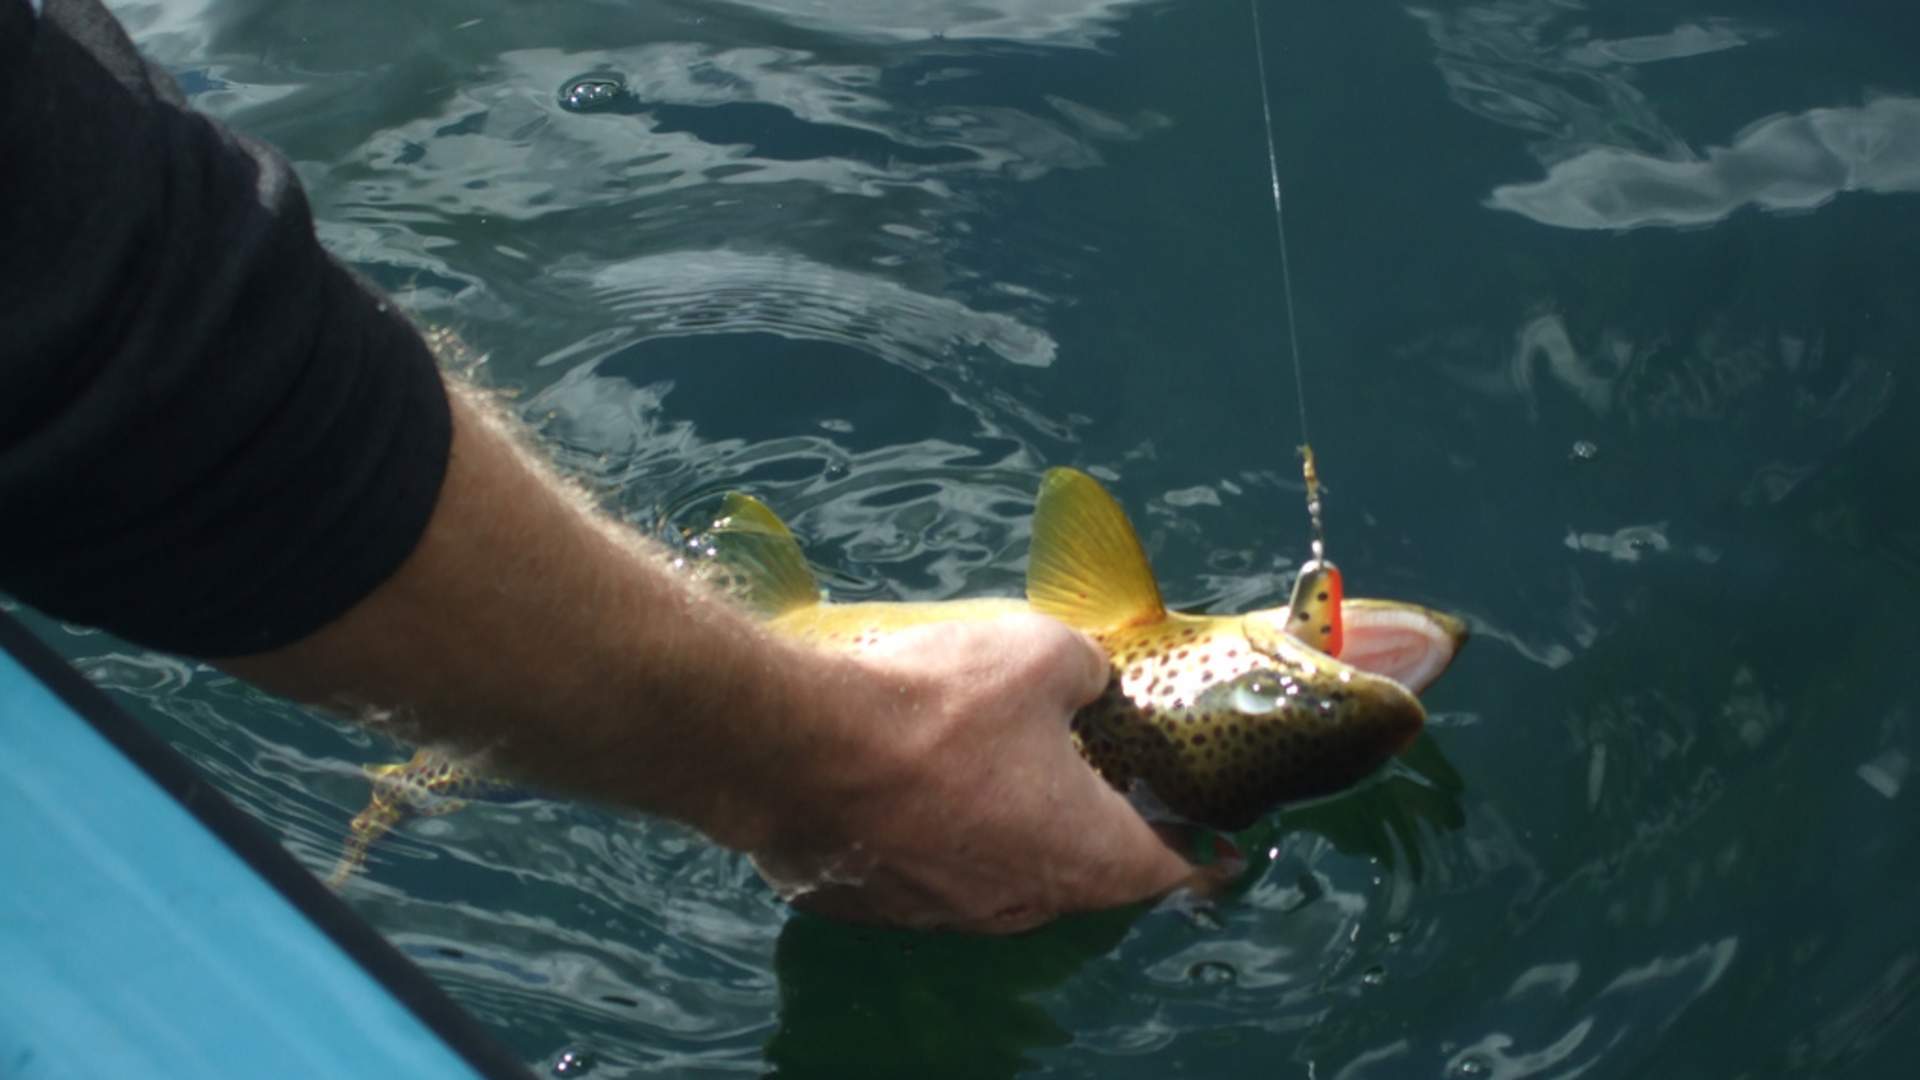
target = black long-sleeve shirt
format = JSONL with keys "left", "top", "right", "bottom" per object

{"left": 2, "top": 0, "right": 452, "bottom": 657}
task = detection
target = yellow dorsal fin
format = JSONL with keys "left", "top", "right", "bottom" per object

{"left": 701, "top": 492, "right": 822, "bottom": 617}
{"left": 1026, "top": 468, "right": 1166, "bottom": 630}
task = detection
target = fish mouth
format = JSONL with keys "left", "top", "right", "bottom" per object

{"left": 1332, "top": 600, "right": 1469, "bottom": 697}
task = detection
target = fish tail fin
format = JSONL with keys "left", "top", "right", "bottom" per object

{"left": 694, "top": 492, "right": 823, "bottom": 617}
{"left": 327, "top": 750, "right": 475, "bottom": 887}
{"left": 328, "top": 784, "right": 403, "bottom": 887}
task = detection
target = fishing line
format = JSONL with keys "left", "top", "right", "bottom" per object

{"left": 1247, "top": 0, "right": 1327, "bottom": 562}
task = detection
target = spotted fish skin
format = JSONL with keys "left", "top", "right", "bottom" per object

{"left": 1078, "top": 614, "right": 1422, "bottom": 831}
{"left": 709, "top": 469, "right": 1455, "bottom": 833}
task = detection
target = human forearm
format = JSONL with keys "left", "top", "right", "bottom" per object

{"left": 218, "top": 384, "right": 851, "bottom": 851}
{"left": 223, "top": 380, "right": 1205, "bottom": 931}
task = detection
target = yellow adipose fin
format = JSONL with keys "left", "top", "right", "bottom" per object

{"left": 701, "top": 492, "right": 823, "bottom": 618}
{"left": 1026, "top": 468, "right": 1167, "bottom": 631}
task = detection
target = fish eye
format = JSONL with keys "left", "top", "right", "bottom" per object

{"left": 1229, "top": 669, "right": 1289, "bottom": 715}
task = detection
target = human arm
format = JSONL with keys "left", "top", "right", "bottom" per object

{"left": 3, "top": 0, "right": 1200, "bottom": 932}
{"left": 222, "top": 386, "right": 1198, "bottom": 933}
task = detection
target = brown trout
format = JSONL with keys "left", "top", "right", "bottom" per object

{"left": 329, "top": 468, "right": 1465, "bottom": 884}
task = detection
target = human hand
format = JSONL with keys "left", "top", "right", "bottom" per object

{"left": 747, "top": 612, "right": 1230, "bottom": 934}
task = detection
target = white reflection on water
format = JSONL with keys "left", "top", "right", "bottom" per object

{"left": 1491, "top": 98, "right": 1920, "bottom": 231}
{"left": 1438, "top": 314, "right": 1618, "bottom": 422}
{"left": 1409, "top": 1, "right": 1760, "bottom": 162}
{"left": 316, "top": 41, "right": 1124, "bottom": 224}
{"left": 1445, "top": 1019, "right": 1604, "bottom": 1080}
{"left": 1430, "top": 942, "right": 1733, "bottom": 1077}
{"left": 717, "top": 0, "right": 1157, "bottom": 46}
{"left": 1506, "top": 960, "right": 1579, "bottom": 999}
{"left": 1562, "top": 522, "right": 1669, "bottom": 564}
{"left": 566, "top": 249, "right": 1057, "bottom": 369}
{"left": 1857, "top": 749, "right": 1909, "bottom": 800}
{"left": 1409, "top": 4, "right": 1920, "bottom": 228}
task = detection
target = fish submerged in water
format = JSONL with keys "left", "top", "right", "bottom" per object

{"left": 329, "top": 468, "right": 1465, "bottom": 884}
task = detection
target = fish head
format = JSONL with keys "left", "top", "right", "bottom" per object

{"left": 1023, "top": 466, "right": 1461, "bottom": 830}
{"left": 1083, "top": 611, "right": 1432, "bottom": 834}
{"left": 1192, "top": 616, "right": 1427, "bottom": 807}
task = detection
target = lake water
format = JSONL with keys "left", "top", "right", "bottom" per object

{"left": 21, "top": 0, "right": 1920, "bottom": 1076}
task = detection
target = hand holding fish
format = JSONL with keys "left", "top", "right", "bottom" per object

{"left": 749, "top": 613, "right": 1212, "bottom": 933}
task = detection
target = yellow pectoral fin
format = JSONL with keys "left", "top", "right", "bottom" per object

{"left": 697, "top": 492, "right": 823, "bottom": 617}
{"left": 1026, "top": 468, "right": 1166, "bottom": 630}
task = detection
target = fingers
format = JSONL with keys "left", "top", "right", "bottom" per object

{"left": 1149, "top": 824, "right": 1247, "bottom": 901}
{"left": 763, "top": 610, "right": 1228, "bottom": 935}
{"left": 1060, "top": 775, "right": 1203, "bottom": 901}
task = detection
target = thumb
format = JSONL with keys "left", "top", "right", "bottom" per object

{"left": 991, "top": 612, "right": 1112, "bottom": 711}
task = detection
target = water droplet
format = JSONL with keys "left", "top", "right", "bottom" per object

{"left": 823, "top": 459, "right": 851, "bottom": 480}
{"left": 1385, "top": 928, "right": 1406, "bottom": 945}
{"left": 1570, "top": 439, "right": 1599, "bottom": 461}
{"left": 1448, "top": 1054, "right": 1492, "bottom": 1079}
{"left": 1360, "top": 964, "right": 1386, "bottom": 987}
{"left": 559, "top": 77, "right": 626, "bottom": 113}
{"left": 1188, "top": 960, "right": 1237, "bottom": 985}
{"left": 551, "top": 1048, "right": 597, "bottom": 1076}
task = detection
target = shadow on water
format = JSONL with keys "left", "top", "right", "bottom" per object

{"left": 762, "top": 733, "right": 1469, "bottom": 1080}
{"left": 1280, "top": 733, "right": 1468, "bottom": 885}
{"left": 763, "top": 908, "right": 1135, "bottom": 1080}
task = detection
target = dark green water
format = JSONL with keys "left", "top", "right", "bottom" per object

{"left": 19, "top": 0, "right": 1920, "bottom": 1075}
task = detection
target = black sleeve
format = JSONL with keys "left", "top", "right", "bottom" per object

{"left": 0, "top": 0, "right": 453, "bottom": 657}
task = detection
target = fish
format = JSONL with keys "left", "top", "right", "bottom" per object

{"left": 328, "top": 468, "right": 1465, "bottom": 884}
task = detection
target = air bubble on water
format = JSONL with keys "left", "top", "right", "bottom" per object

{"left": 1570, "top": 440, "right": 1598, "bottom": 461}
{"left": 1385, "top": 928, "right": 1406, "bottom": 945}
{"left": 1360, "top": 965, "right": 1386, "bottom": 987}
{"left": 1189, "top": 960, "right": 1237, "bottom": 985}
{"left": 551, "top": 1048, "right": 597, "bottom": 1076}
{"left": 559, "top": 77, "right": 627, "bottom": 113}
{"left": 1448, "top": 1053, "right": 1492, "bottom": 1079}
